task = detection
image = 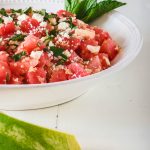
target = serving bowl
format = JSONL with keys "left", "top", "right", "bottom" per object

{"left": 0, "top": 1, "right": 143, "bottom": 110}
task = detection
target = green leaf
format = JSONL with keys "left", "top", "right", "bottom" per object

{"left": 65, "top": 0, "right": 126, "bottom": 23}
{"left": 44, "top": 12, "right": 57, "bottom": 21}
{"left": 11, "top": 9, "right": 22, "bottom": 14}
{"left": 50, "top": 46, "right": 68, "bottom": 62}
{"left": 0, "top": 18, "right": 4, "bottom": 24}
{"left": 12, "top": 51, "right": 26, "bottom": 62}
{"left": 72, "top": 0, "right": 97, "bottom": 19}
{"left": 65, "top": 0, "right": 81, "bottom": 12}
{"left": 83, "top": 0, "right": 126, "bottom": 22}
{"left": 0, "top": 8, "right": 8, "bottom": 16}
{"left": 24, "top": 7, "right": 33, "bottom": 15}
{"left": 65, "top": 18, "right": 76, "bottom": 29}
{"left": 10, "top": 34, "right": 26, "bottom": 42}
{"left": 33, "top": 9, "right": 46, "bottom": 16}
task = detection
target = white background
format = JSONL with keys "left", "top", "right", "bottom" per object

{"left": 2, "top": 0, "right": 150, "bottom": 149}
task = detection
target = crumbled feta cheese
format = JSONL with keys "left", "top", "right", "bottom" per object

{"left": 18, "top": 14, "right": 28, "bottom": 22}
{"left": 16, "top": 30, "right": 22, "bottom": 34}
{"left": 73, "top": 29, "right": 95, "bottom": 39}
{"left": 58, "top": 22, "right": 69, "bottom": 30}
{"left": 40, "top": 22, "right": 47, "bottom": 27}
{"left": 59, "top": 18, "right": 67, "bottom": 22}
{"left": 63, "top": 50, "right": 71, "bottom": 57}
{"left": 87, "top": 45, "right": 100, "bottom": 54}
{"left": 32, "top": 13, "right": 43, "bottom": 22}
{"left": 59, "top": 31, "right": 70, "bottom": 38}
{"left": 59, "top": 28, "right": 71, "bottom": 38}
{"left": 0, "top": 38, "right": 2, "bottom": 42}
{"left": 55, "top": 65, "right": 65, "bottom": 70}
{"left": 49, "top": 41, "right": 55, "bottom": 47}
{"left": 3, "top": 16, "right": 13, "bottom": 24}
{"left": 30, "top": 51, "right": 43, "bottom": 60}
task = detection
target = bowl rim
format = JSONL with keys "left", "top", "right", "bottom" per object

{"left": 0, "top": 10, "right": 143, "bottom": 89}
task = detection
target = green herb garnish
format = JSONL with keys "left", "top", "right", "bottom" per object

{"left": 50, "top": 46, "right": 68, "bottom": 64}
{"left": 10, "top": 34, "right": 26, "bottom": 42}
{"left": 11, "top": 9, "right": 23, "bottom": 14}
{"left": 65, "top": 0, "right": 126, "bottom": 23}
{"left": 0, "top": 18, "right": 4, "bottom": 24}
{"left": 0, "top": 8, "right": 8, "bottom": 16}
{"left": 34, "top": 9, "right": 46, "bottom": 16}
{"left": 44, "top": 12, "right": 57, "bottom": 21}
{"left": 65, "top": 18, "right": 76, "bottom": 29}
{"left": 12, "top": 51, "right": 26, "bottom": 62}
{"left": 24, "top": 7, "right": 33, "bottom": 15}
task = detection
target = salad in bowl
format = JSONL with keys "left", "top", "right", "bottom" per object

{"left": 0, "top": 7, "right": 120, "bottom": 84}
{"left": 0, "top": 0, "right": 142, "bottom": 110}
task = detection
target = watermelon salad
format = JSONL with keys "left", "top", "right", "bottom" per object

{"left": 0, "top": 8, "right": 120, "bottom": 84}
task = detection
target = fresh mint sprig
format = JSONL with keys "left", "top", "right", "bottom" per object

{"left": 65, "top": 0, "right": 126, "bottom": 23}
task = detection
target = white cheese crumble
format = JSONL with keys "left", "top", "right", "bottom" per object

{"left": 16, "top": 30, "right": 22, "bottom": 34}
{"left": 73, "top": 29, "right": 95, "bottom": 39}
{"left": 30, "top": 51, "right": 43, "bottom": 60}
{"left": 59, "top": 31, "right": 70, "bottom": 38}
{"left": 18, "top": 14, "right": 28, "bottom": 22}
{"left": 40, "top": 22, "right": 47, "bottom": 27}
{"left": 59, "top": 18, "right": 67, "bottom": 22}
{"left": 58, "top": 22, "right": 69, "bottom": 30}
{"left": 87, "top": 45, "right": 100, "bottom": 54}
{"left": 59, "top": 28, "right": 71, "bottom": 38}
{"left": 49, "top": 41, "right": 55, "bottom": 47}
{"left": 63, "top": 50, "right": 71, "bottom": 57}
{"left": 32, "top": 13, "right": 44, "bottom": 22}
{"left": 3, "top": 16, "right": 13, "bottom": 24}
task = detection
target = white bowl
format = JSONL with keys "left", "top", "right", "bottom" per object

{"left": 0, "top": 2, "right": 143, "bottom": 110}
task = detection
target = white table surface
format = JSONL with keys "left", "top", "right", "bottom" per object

{"left": 2, "top": 0, "right": 150, "bottom": 149}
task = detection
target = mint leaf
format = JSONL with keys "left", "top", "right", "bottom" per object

{"left": 72, "top": 0, "right": 97, "bottom": 19}
{"left": 11, "top": 9, "right": 23, "bottom": 14}
{"left": 0, "top": 8, "right": 8, "bottom": 16}
{"left": 65, "top": 0, "right": 126, "bottom": 23}
{"left": 50, "top": 46, "right": 67, "bottom": 62}
{"left": 83, "top": 0, "right": 126, "bottom": 22}
{"left": 12, "top": 51, "right": 26, "bottom": 62}
{"left": 0, "top": 18, "right": 4, "bottom": 24}
{"left": 24, "top": 7, "right": 33, "bottom": 15}
{"left": 10, "top": 34, "right": 26, "bottom": 41}
{"left": 65, "top": 0, "right": 81, "bottom": 12}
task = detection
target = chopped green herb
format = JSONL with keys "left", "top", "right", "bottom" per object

{"left": 0, "top": 8, "right": 8, "bottom": 16}
{"left": 50, "top": 46, "right": 68, "bottom": 63}
{"left": 44, "top": 12, "right": 57, "bottom": 21}
{"left": 10, "top": 34, "right": 26, "bottom": 42}
{"left": 49, "top": 29, "right": 57, "bottom": 37}
{"left": 65, "top": 18, "right": 76, "bottom": 29}
{"left": 11, "top": 9, "right": 22, "bottom": 14}
{"left": 24, "top": 7, "right": 33, "bottom": 15}
{"left": 0, "top": 18, "right": 4, "bottom": 24}
{"left": 12, "top": 51, "right": 26, "bottom": 62}
{"left": 34, "top": 9, "right": 46, "bottom": 16}
{"left": 56, "top": 59, "right": 67, "bottom": 66}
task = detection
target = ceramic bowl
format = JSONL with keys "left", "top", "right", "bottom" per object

{"left": 0, "top": 1, "right": 143, "bottom": 110}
